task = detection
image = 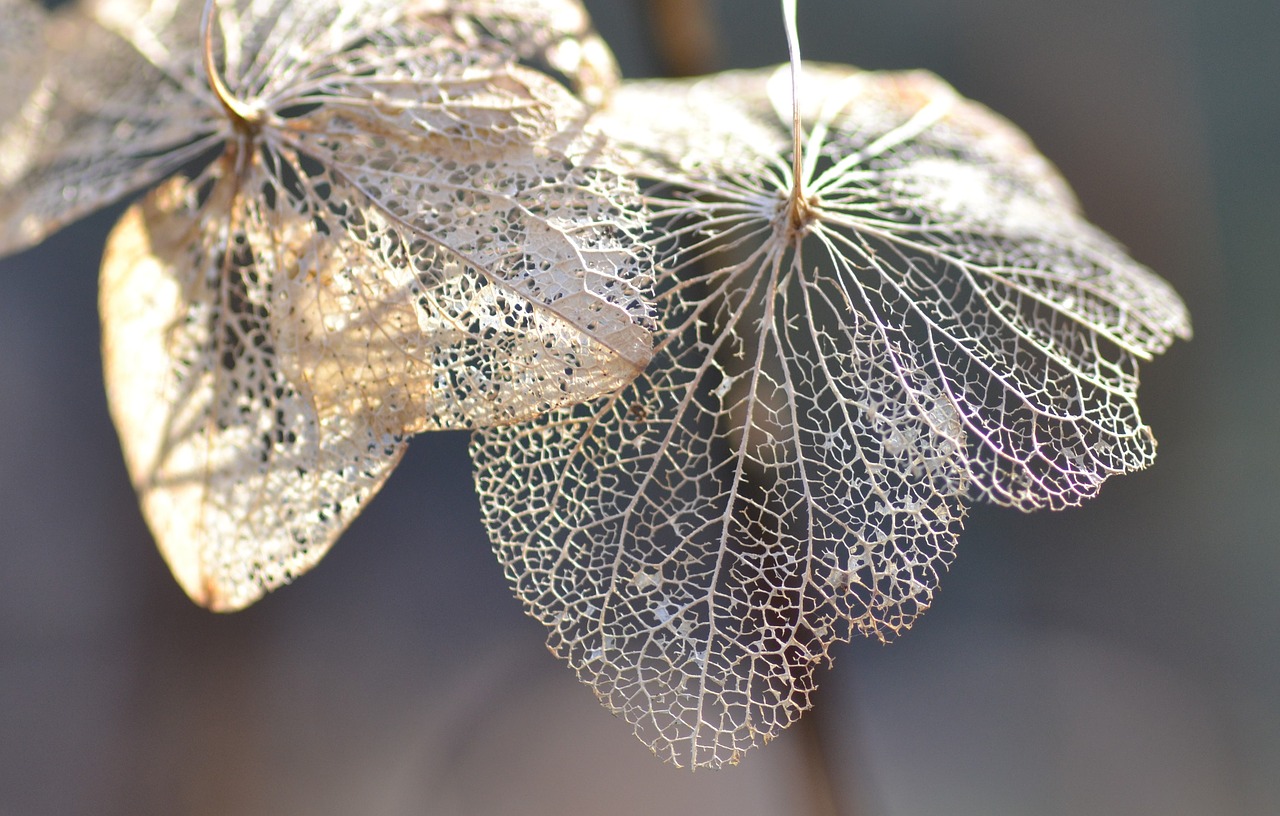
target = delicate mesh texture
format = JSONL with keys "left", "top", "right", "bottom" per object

{"left": 471, "top": 63, "right": 1189, "bottom": 767}
{"left": 267, "top": 33, "right": 654, "bottom": 426}
{"left": 0, "top": 0, "right": 629, "bottom": 253}
{"left": 0, "top": 4, "right": 221, "bottom": 251}
{"left": 410, "top": 0, "right": 620, "bottom": 105}
{"left": 101, "top": 172, "right": 409, "bottom": 611}
{"left": 4, "top": 0, "right": 653, "bottom": 609}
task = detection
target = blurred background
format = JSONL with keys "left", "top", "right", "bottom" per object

{"left": 0, "top": 0, "right": 1274, "bottom": 814}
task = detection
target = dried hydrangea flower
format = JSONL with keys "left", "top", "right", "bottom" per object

{"left": 472, "top": 11, "right": 1189, "bottom": 766}
{"left": 0, "top": 0, "right": 654, "bottom": 610}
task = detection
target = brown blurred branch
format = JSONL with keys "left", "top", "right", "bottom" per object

{"left": 797, "top": 707, "right": 844, "bottom": 816}
{"left": 636, "top": 0, "right": 723, "bottom": 76}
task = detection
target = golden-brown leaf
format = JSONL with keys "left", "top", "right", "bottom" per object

{"left": 1, "top": 0, "right": 653, "bottom": 608}
{"left": 101, "top": 173, "right": 409, "bottom": 611}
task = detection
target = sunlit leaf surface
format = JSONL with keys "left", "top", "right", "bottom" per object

{"left": 412, "top": 0, "right": 621, "bottom": 106}
{"left": 472, "top": 63, "right": 1190, "bottom": 767}
{"left": 0, "top": 0, "right": 652, "bottom": 609}
{"left": 101, "top": 173, "right": 412, "bottom": 612}
{"left": 0, "top": 0, "right": 45, "bottom": 93}
{"left": 0, "top": 0, "right": 54, "bottom": 186}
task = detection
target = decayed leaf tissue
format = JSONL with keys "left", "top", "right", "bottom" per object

{"left": 0, "top": 0, "right": 1188, "bottom": 769}
{"left": 472, "top": 61, "right": 1190, "bottom": 767}
{"left": 0, "top": 0, "right": 653, "bottom": 610}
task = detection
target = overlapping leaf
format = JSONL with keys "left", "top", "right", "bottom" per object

{"left": 100, "top": 170, "right": 414, "bottom": 611}
{"left": 0, "top": 0, "right": 45, "bottom": 88}
{"left": 0, "top": 0, "right": 51, "bottom": 186}
{"left": 0, "top": 0, "right": 653, "bottom": 609}
{"left": 411, "top": 0, "right": 621, "bottom": 105}
{"left": 471, "top": 62, "right": 1190, "bottom": 767}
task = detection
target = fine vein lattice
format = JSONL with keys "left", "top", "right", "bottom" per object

{"left": 2, "top": 0, "right": 1192, "bottom": 772}
{"left": 0, "top": 0, "right": 653, "bottom": 610}
{"left": 472, "top": 62, "right": 1190, "bottom": 767}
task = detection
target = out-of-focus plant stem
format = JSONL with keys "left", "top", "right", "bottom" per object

{"left": 638, "top": 0, "right": 722, "bottom": 76}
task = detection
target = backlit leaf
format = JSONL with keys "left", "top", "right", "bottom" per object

{"left": 0, "top": 0, "right": 51, "bottom": 186}
{"left": 411, "top": 0, "right": 621, "bottom": 105}
{"left": 101, "top": 171, "right": 409, "bottom": 611}
{"left": 2, "top": 0, "right": 653, "bottom": 609}
{"left": 472, "top": 62, "right": 1189, "bottom": 766}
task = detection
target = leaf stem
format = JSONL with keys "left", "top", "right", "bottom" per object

{"left": 783, "top": 0, "right": 803, "bottom": 202}
{"left": 201, "top": 0, "right": 258, "bottom": 130}
{"left": 782, "top": 0, "right": 812, "bottom": 236}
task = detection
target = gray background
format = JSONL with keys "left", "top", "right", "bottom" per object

{"left": 0, "top": 0, "right": 1274, "bottom": 814}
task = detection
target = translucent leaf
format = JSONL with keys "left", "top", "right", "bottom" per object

{"left": 260, "top": 31, "right": 654, "bottom": 425}
{"left": 1, "top": 0, "right": 653, "bottom": 608}
{"left": 410, "top": 0, "right": 621, "bottom": 105}
{"left": 101, "top": 172, "right": 409, "bottom": 611}
{"left": 87, "top": 0, "right": 621, "bottom": 103}
{"left": 0, "top": 0, "right": 52, "bottom": 185}
{"left": 0, "top": 4, "right": 220, "bottom": 251}
{"left": 0, "top": 0, "right": 45, "bottom": 86}
{"left": 608, "top": 65, "right": 1189, "bottom": 509}
{"left": 472, "top": 62, "right": 1189, "bottom": 767}
{"left": 0, "top": 0, "right": 630, "bottom": 254}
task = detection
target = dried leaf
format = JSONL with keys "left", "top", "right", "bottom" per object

{"left": 411, "top": 0, "right": 621, "bottom": 105}
{"left": 0, "top": 0, "right": 631, "bottom": 255}
{"left": 0, "top": 1, "right": 219, "bottom": 251}
{"left": 1, "top": 0, "right": 653, "bottom": 608}
{"left": 101, "top": 172, "right": 409, "bottom": 611}
{"left": 0, "top": 0, "right": 51, "bottom": 185}
{"left": 472, "top": 62, "right": 1189, "bottom": 767}
{"left": 0, "top": 0, "right": 45, "bottom": 82}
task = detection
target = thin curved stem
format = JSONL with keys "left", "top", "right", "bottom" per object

{"left": 201, "top": 0, "right": 259, "bottom": 128}
{"left": 783, "top": 0, "right": 804, "bottom": 203}
{"left": 782, "top": 0, "right": 814, "bottom": 236}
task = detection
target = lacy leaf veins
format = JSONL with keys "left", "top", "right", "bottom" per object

{"left": 0, "top": 0, "right": 654, "bottom": 611}
{"left": 471, "top": 63, "right": 1191, "bottom": 768}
